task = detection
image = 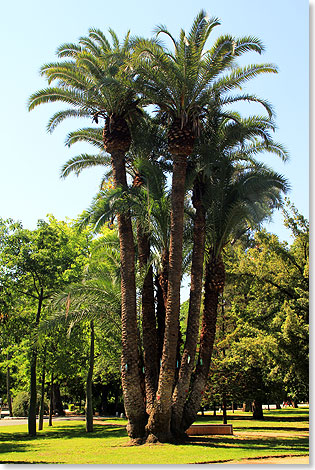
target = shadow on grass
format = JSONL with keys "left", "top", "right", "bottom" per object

{"left": 196, "top": 413, "right": 308, "bottom": 423}
{"left": 233, "top": 426, "right": 308, "bottom": 432}
{"left": 184, "top": 435, "right": 309, "bottom": 454}
{"left": 0, "top": 461, "right": 61, "bottom": 464}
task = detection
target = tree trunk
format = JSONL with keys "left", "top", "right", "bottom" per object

{"left": 243, "top": 401, "right": 252, "bottom": 412}
{"left": 252, "top": 399, "right": 264, "bottom": 419}
{"left": 222, "top": 392, "right": 227, "bottom": 424}
{"left": 38, "top": 347, "right": 46, "bottom": 431}
{"left": 48, "top": 372, "right": 53, "bottom": 427}
{"left": 137, "top": 224, "right": 159, "bottom": 414}
{"left": 28, "top": 287, "right": 44, "bottom": 437}
{"left": 52, "top": 383, "right": 65, "bottom": 416}
{"left": 171, "top": 186, "right": 205, "bottom": 436}
{"left": 85, "top": 320, "right": 94, "bottom": 433}
{"left": 147, "top": 153, "right": 187, "bottom": 442}
{"left": 181, "top": 256, "right": 224, "bottom": 431}
{"left": 110, "top": 149, "right": 146, "bottom": 440}
{"left": 6, "top": 354, "right": 13, "bottom": 417}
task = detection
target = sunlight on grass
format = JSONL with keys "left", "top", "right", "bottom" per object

{"left": 0, "top": 409, "right": 309, "bottom": 464}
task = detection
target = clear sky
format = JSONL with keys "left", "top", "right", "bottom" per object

{"left": 0, "top": 0, "right": 309, "bottom": 244}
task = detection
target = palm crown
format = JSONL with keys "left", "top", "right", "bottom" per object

{"left": 132, "top": 9, "right": 277, "bottom": 155}
{"left": 28, "top": 28, "right": 142, "bottom": 153}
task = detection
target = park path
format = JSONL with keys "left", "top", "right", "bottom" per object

{"left": 224, "top": 455, "right": 309, "bottom": 464}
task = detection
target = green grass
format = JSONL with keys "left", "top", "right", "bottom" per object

{"left": 0, "top": 409, "right": 309, "bottom": 464}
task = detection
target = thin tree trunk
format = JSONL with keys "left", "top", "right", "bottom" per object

{"left": 6, "top": 354, "right": 13, "bottom": 417}
{"left": 222, "top": 392, "right": 227, "bottom": 424}
{"left": 28, "top": 287, "right": 44, "bottom": 437}
{"left": 111, "top": 149, "right": 146, "bottom": 440}
{"left": 85, "top": 320, "right": 94, "bottom": 433}
{"left": 171, "top": 187, "right": 205, "bottom": 436}
{"left": 181, "top": 257, "right": 223, "bottom": 431}
{"left": 38, "top": 347, "right": 47, "bottom": 431}
{"left": 147, "top": 153, "right": 188, "bottom": 442}
{"left": 48, "top": 372, "right": 53, "bottom": 427}
{"left": 137, "top": 224, "right": 159, "bottom": 414}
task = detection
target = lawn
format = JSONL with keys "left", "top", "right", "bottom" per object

{"left": 0, "top": 408, "right": 309, "bottom": 464}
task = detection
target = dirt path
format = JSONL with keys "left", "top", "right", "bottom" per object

{"left": 224, "top": 455, "right": 309, "bottom": 464}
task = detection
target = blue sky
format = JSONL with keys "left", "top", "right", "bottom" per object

{"left": 0, "top": 0, "right": 309, "bottom": 244}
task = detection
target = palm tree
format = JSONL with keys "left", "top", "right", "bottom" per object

{"left": 179, "top": 122, "right": 289, "bottom": 431}
{"left": 131, "top": 10, "right": 278, "bottom": 440}
{"left": 28, "top": 28, "right": 147, "bottom": 439}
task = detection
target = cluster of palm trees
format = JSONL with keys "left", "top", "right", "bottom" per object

{"left": 29, "top": 11, "right": 289, "bottom": 443}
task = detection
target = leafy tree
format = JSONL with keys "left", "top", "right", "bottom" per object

{"left": 41, "top": 227, "right": 122, "bottom": 432}
{"left": 0, "top": 216, "right": 89, "bottom": 435}
{"left": 220, "top": 202, "right": 309, "bottom": 411}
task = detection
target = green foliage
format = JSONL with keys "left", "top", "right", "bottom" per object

{"left": 12, "top": 391, "right": 30, "bottom": 417}
{"left": 207, "top": 201, "right": 309, "bottom": 406}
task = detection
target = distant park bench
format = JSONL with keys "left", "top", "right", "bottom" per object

{"left": 186, "top": 424, "right": 233, "bottom": 435}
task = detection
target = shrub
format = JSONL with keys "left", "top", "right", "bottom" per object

{"left": 12, "top": 391, "right": 30, "bottom": 417}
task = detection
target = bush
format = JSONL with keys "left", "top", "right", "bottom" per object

{"left": 12, "top": 391, "right": 30, "bottom": 417}
{"left": 68, "top": 404, "right": 75, "bottom": 411}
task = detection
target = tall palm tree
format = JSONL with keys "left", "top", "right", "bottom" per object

{"left": 132, "top": 10, "right": 278, "bottom": 440}
{"left": 180, "top": 129, "right": 289, "bottom": 431}
{"left": 28, "top": 28, "right": 147, "bottom": 439}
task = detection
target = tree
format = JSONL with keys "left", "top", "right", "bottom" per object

{"left": 42, "top": 226, "right": 122, "bottom": 432}
{"left": 132, "top": 11, "right": 278, "bottom": 441}
{"left": 0, "top": 216, "right": 89, "bottom": 436}
{"left": 28, "top": 28, "right": 149, "bottom": 439}
{"left": 227, "top": 201, "right": 309, "bottom": 406}
{"left": 28, "top": 12, "right": 284, "bottom": 443}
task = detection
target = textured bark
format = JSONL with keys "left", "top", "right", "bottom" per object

{"left": 137, "top": 224, "right": 159, "bottom": 414}
{"left": 28, "top": 287, "right": 44, "bottom": 437}
{"left": 155, "top": 275, "right": 166, "bottom": 360}
{"left": 171, "top": 186, "right": 206, "bottom": 436}
{"left": 181, "top": 256, "right": 224, "bottom": 431}
{"left": 147, "top": 152, "right": 188, "bottom": 442}
{"left": 85, "top": 320, "right": 94, "bottom": 432}
{"left": 155, "top": 248, "right": 169, "bottom": 360}
{"left": 110, "top": 146, "right": 146, "bottom": 439}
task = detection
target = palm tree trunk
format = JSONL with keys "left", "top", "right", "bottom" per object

{"left": 110, "top": 149, "right": 146, "bottom": 440}
{"left": 85, "top": 320, "right": 94, "bottom": 433}
{"left": 28, "top": 287, "right": 44, "bottom": 437}
{"left": 155, "top": 248, "right": 169, "bottom": 360}
{"left": 171, "top": 189, "right": 205, "bottom": 436}
{"left": 147, "top": 153, "right": 187, "bottom": 442}
{"left": 137, "top": 224, "right": 159, "bottom": 414}
{"left": 181, "top": 257, "right": 223, "bottom": 431}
